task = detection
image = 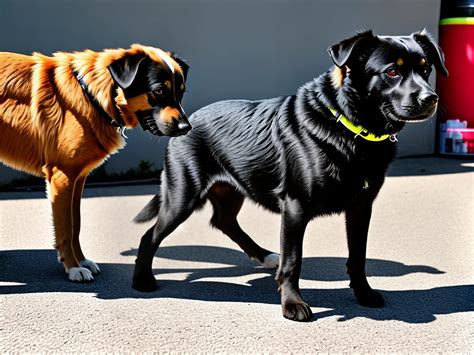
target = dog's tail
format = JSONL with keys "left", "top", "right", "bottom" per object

{"left": 134, "top": 195, "right": 160, "bottom": 223}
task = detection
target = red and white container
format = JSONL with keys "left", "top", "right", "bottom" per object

{"left": 437, "top": 0, "right": 474, "bottom": 156}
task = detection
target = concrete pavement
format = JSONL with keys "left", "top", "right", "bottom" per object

{"left": 1, "top": 157, "right": 473, "bottom": 352}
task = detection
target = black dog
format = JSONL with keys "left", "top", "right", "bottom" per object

{"left": 132, "top": 30, "right": 447, "bottom": 321}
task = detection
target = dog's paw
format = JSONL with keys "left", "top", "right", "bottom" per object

{"left": 68, "top": 267, "right": 94, "bottom": 282}
{"left": 354, "top": 288, "right": 385, "bottom": 308}
{"left": 132, "top": 274, "right": 158, "bottom": 292}
{"left": 79, "top": 259, "right": 101, "bottom": 274}
{"left": 282, "top": 300, "right": 313, "bottom": 322}
{"left": 261, "top": 253, "right": 280, "bottom": 268}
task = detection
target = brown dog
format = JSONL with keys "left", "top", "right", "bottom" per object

{"left": 0, "top": 44, "right": 190, "bottom": 282}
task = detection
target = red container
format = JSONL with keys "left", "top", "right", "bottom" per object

{"left": 436, "top": 0, "right": 474, "bottom": 155}
{"left": 437, "top": 20, "right": 474, "bottom": 126}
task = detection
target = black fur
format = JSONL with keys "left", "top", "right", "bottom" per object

{"left": 132, "top": 31, "right": 447, "bottom": 321}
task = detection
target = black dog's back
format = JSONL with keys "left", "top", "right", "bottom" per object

{"left": 135, "top": 98, "right": 287, "bottom": 221}
{"left": 164, "top": 97, "right": 294, "bottom": 212}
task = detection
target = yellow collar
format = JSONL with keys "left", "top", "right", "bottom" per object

{"left": 329, "top": 108, "right": 397, "bottom": 142}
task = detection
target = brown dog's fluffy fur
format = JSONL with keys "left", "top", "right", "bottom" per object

{"left": 0, "top": 45, "right": 186, "bottom": 281}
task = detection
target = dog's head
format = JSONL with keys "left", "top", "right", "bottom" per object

{"left": 108, "top": 45, "right": 190, "bottom": 136}
{"left": 327, "top": 30, "right": 448, "bottom": 134}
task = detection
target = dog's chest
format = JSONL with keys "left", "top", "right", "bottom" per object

{"left": 304, "top": 156, "right": 388, "bottom": 214}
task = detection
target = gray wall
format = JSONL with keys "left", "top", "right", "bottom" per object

{"left": 0, "top": 0, "right": 441, "bottom": 182}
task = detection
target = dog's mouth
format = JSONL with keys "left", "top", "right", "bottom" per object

{"left": 136, "top": 112, "right": 191, "bottom": 137}
{"left": 386, "top": 111, "right": 431, "bottom": 123}
{"left": 136, "top": 112, "right": 163, "bottom": 136}
{"left": 383, "top": 103, "right": 436, "bottom": 123}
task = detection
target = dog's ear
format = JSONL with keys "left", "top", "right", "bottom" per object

{"left": 327, "top": 30, "right": 377, "bottom": 68}
{"left": 108, "top": 54, "right": 148, "bottom": 89}
{"left": 171, "top": 54, "right": 189, "bottom": 80}
{"left": 412, "top": 30, "right": 449, "bottom": 77}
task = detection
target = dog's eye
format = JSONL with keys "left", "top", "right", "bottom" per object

{"left": 421, "top": 67, "right": 431, "bottom": 77}
{"left": 154, "top": 88, "right": 163, "bottom": 96}
{"left": 385, "top": 68, "right": 399, "bottom": 78}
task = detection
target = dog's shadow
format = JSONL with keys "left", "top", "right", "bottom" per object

{"left": 1, "top": 246, "right": 472, "bottom": 323}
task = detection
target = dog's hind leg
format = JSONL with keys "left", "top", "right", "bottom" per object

{"left": 132, "top": 195, "right": 200, "bottom": 292}
{"left": 71, "top": 174, "right": 100, "bottom": 275}
{"left": 47, "top": 167, "right": 93, "bottom": 282}
{"left": 207, "top": 182, "right": 279, "bottom": 268}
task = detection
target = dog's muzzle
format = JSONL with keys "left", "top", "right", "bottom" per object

{"left": 136, "top": 111, "right": 162, "bottom": 136}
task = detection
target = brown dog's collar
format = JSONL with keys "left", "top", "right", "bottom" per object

{"left": 74, "top": 72, "right": 128, "bottom": 139}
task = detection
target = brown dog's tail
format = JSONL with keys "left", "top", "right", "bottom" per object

{"left": 134, "top": 195, "right": 160, "bottom": 223}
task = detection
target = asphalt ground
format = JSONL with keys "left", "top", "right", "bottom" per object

{"left": 1, "top": 157, "right": 473, "bottom": 352}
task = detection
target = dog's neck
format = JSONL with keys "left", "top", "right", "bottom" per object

{"left": 74, "top": 71, "right": 127, "bottom": 134}
{"left": 65, "top": 50, "right": 123, "bottom": 126}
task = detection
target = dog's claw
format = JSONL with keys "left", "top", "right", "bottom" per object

{"left": 282, "top": 301, "right": 313, "bottom": 322}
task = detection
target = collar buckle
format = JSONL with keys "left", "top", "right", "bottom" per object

{"left": 111, "top": 121, "right": 128, "bottom": 139}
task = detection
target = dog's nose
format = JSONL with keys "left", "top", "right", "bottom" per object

{"left": 419, "top": 93, "right": 439, "bottom": 107}
{"left": 177, "top": 121, "right": 192, "bottom": 134}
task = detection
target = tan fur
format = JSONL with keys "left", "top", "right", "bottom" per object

{"left": 208, "top": 182, "right": 234, "bottom": 196}
{"left": 330, "top": 66, "right": 350, "bottom": 89}
{"left": 160, "top": 106, "right": 181, "bottom": 124}
{"left": 0, "top": 44, "right": 184, "bottom": 278}
{"left": 117, "top": 93, "right": 153, "bottom": 124}
{"left": 396, "top": 57, "right": 404, "bottom": 66}
{"left": 420, "top": 57, "right": 426, "bottom": 65}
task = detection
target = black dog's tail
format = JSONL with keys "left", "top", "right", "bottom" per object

{"left": 134, "top": 195, "right": 160, "bottom": 223}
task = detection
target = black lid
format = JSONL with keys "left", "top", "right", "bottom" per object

{"left": 440, "top": 0, "right": 474, "bottom": 19}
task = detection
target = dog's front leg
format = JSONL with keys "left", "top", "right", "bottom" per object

{"left": 72, "top": 174, "right": 100, "bottom": 275}
{"left": 345, "top": 190, "right": 384, "bottom": 307}
{"left": 48, "top": 167, "right": 93, "bottom": 282}
{"left": 276, "top": 197, "right": 312, "bottom": 322}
